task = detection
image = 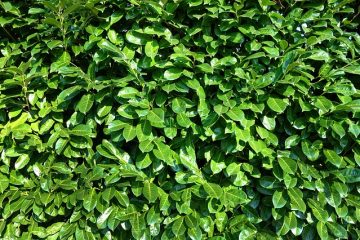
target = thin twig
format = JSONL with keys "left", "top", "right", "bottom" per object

{"left": 2, "top": 26, "right": 16, "bottom": 41}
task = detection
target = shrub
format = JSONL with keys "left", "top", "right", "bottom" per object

{"left": 0, "top": 0, "right": 359, "bottom": 239}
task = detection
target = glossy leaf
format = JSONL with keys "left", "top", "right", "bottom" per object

{"left": 77, "top": 94, "right": 94, "bottom": 114}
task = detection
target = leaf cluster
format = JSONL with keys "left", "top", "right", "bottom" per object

{"left": 0, "top": 0, "right": 360, "bottom": 239}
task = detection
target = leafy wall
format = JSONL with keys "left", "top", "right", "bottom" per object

{"left": 0, "top": 0, "right": 360, "bottom": 239}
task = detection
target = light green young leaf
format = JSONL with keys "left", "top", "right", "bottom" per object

{"left": 0, "top": 174, "right": 9, "bottom": 193}
{"left": 139, "top": 139, "right": 154, "bottom": 153}
{"left": 176, "top": 113, "right": 192, "bottom": 128}
{"left": 226, "top": 106, "right": 244, "bottom": 122}
{"left": 15, "top": 154, "right": 30, "bottom": 170}
{"left": 308, "top": 199, "right": 328, "bottom": 222}
{"left": 145, "top": 40, "right": 159, "bottom": 59}
{"left": 70, "top": 124, "right": 92, "bottom": 136}
{"left": 153, "top": 141, "right": 174, "bottom": 166}
{"left": 123, "top": 124, "right": 137, "bottom": 142}
{"left": 314, "top": 96, "right": 333, "bottom": 114}
{"left": 172, "top": 98, "right": 186, "bottom": 114}
{"left": 179, "top": 140, "right": 200, "bottom": 174}
{"left": 164, "top": 68, "right": 183, "bottom": 80}
{"left": 143, "top": 181, "right": 158, "bottom": 203}
{"left": 287, "top": 188, "right": 306, "bottom": 213}
{"left": 203, "top": 182, "right": 223, "bottom": 199}
{"left": 196, "top": 63, "right": 213, "bottom": 73}
{"left": 267, "top": 97, "right": 288, "bottom": 113}
{"left": 317, "top": 222, "right": 329, "bottom": 240}
{"left": 126, "top": 31, "right": 150, "bottom": 45}
{"left": 50, "top": 51, "right": 71, "bottom": 72}
{"left": 118, "top": 87, "right": 139, "bottom": 99}
{"left": 272, "top": 190, "right": 287, "bottom": 209}
{"left": 147, "top": 108, "right": 165, "bottom": 127}
{"left": 301, "top": 140, "right": 319, "bottom": 161}
{"left": 83, "top": 188, "right": 97, "bottom": 212}
{"left": 307, "top": 50, "right": 330, "bottom": 62}
{"left": 323, "top": 149, "right": 344, "bottom": 168}
{"left": 278, "top": 157, "right": 297, "bottom": 175}
{"left": 97, "top": 207, "right": 113, "bottom": 229}
{"left": 77, "top": 94, "right": 94, "bottom": 114}
{"left": 172, "top": 217, "right": 186, "bottom": 236}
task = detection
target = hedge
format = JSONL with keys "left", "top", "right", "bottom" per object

{"left": 0, "top": 0, "right": 360, "bottom": 239}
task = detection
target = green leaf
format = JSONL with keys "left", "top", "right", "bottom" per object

{"left": 225, "top": 106, "right": 244, "bottom": 122}
{"left": 147, "top": 108, "right": 165, "bottom": 127}
{"left": 278, "top": 157, "right": 297, "bottom": 175}
{"left": 285, "top": 135, "right": 300, "bottom": 149}
{"left": 272, "top": 190, "right": 287, "bottom": 209}
{"left": 97, "top": 207, "right": 113, "bottom": 229}
{"left": 317, "top": 222, "right": 329, "bottom": 240}
{"left": 2, "top": 3, "right": 360, "bottom": 239}
{"left": 0, "top": 174, "right": 9, "bottom": 193}
{"left": 308, "top": 199, "right": 328, "bottom": 222}
{"left": 218, "top": 56, "right": 237, "bottom": 66}
{"left": 28, "top": 8, "right": 45, "bottom": 14}
{"left": 197, "top": 63, "right": 213, "bottom": 73}
{"left": 179, "top": 140, "right": 200, "bottom": 174}
{"left": 14, "top": 154, "right": 30, "bottom": 170}
{"left": 267, "top": 97, "right": 288, "bottom": 113}
{"left": 70, "top": 124, "right": 92, "bottom": 136}
{"left": 172, "top": 217, "right": 186, "bottom": 236}
{"left": 107, "top": 29, "right": 122, "bottom": 45}
{"left": 339, "top": 168, "right": 360, "bottom": 183}
{"left": 334, "top": 99, "right": 360, "bottom": 112}
{"left": 261, "top": 116, "right": 276, "bottom": 130}
{"left": 145, "top": 40, "right": 159, "bottom": 59}
{"left": 139, "top": 139, "right": 154, "bottom": 152}
{"left": 188, "top": 227, "right": 202, "bottom": 240}
{"left": 50, "top": 51, "right": 71, "bottom": 72}
{"left": 164, "top": 68, "right": 183, "bottom": 80}
{"left": 77, "top": 94, "right": 94, "bottom": 114}
{"left": 326, "top": 222, "right": 347, "bottom": 239}
{"left": 130, "top": 213, "right": 145, "bottom": 239}
{"left": 307, "top": 50, "right": 330, "bottom": 62}
{"left": 136, "top": 120, "right": 152, "bottom": 141}
{"left": 172, "top": 98, "right": 186, "bottom": 114}
{"left": 118, "top": 87, "right": 139, "bottom": 99}
{"left": 123, "top": 125, "right": 137, "bottom": 142}
{"left": 343, "top": 65, "right": 360, "bottom": 75}
{"left": 223, "top": 188, "right": 248, "bottom": 206}
{"left": 83, "top": 188, "right": 97, "bottom": 212}
{"left": 263, "top": 46, "right": 279, "bottom": 56}
{"left": 57, "top": 86, "right": 82, "bottom": 104}
{"left": 126, "top": 30, "right": 150, "bottom": 45}
{"left": 176, "top": 113, "right": 192, "bottom": 128}
{"left": 203, "top": 182, "right": 223, "bottom": 199}
{"left": 314, "top": 96, "right": 333, "bottom": 114}
{"left": 46, "top": 222, "right": 64, "bottom": 235}
{"left": 102, "top": 139, "right": 128, "bottom": 163}
{"left": 51, "top": 162, "right": 72, "bottom": 175}
{"left": 114, "top": 191, "right": 130, "bottom": 207}
{"left": 97, "top": 103, "right": 112, "bottom": 118}
{"left": 249, "top": 139, "right": 267, "bottom": 154}
{"left": 287, "top": 188, "right": 306, "bottom": 213}
{"left": 153, "top": 141, "right": 174, "bottom": 166}
{"left": 98, "top": 39, "right": 126, "bottom": 59}
{"left": 301, "top": 140, "right": 319, "bottom": 161}
{"left": 143, "top": 181, "right": 158, "bottom": 203}
{"left": 323, "top": 149, "right": 344, "bottom": 168}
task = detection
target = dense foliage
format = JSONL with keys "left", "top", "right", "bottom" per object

{"left": 1, "top": 0, "right": 360, "bottom": 239}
